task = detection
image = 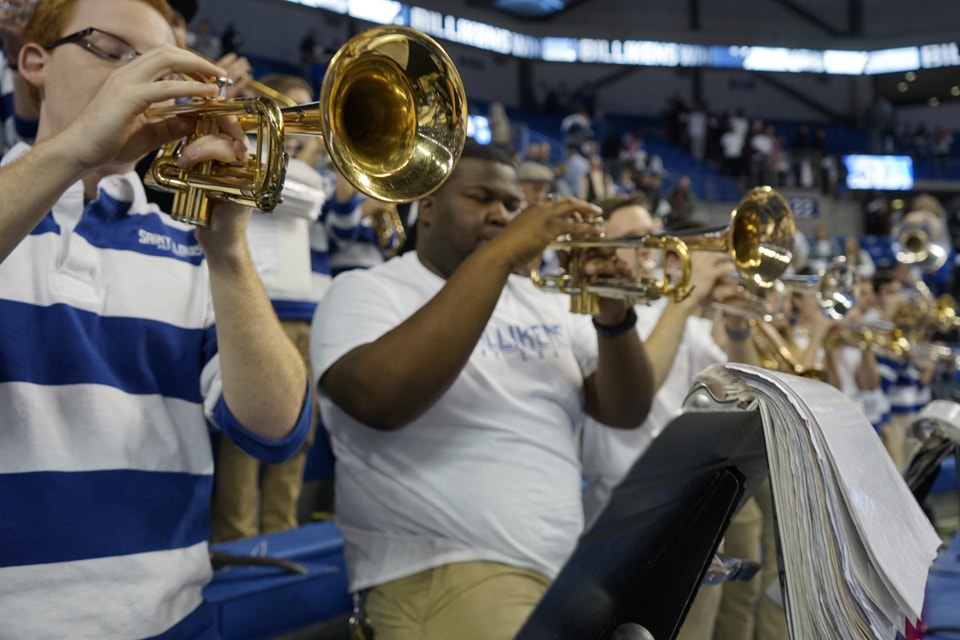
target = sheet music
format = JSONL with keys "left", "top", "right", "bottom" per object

{"left": 694, "top": 364, "right": 942, "bottom": 640}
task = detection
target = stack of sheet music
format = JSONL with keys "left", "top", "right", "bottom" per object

{"left": 695, "top": 363, "right": 942, "bottom": 640}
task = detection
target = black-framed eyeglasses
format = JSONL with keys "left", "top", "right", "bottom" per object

{"left": 43, "top": 27, "right": 140, "bottom": 64}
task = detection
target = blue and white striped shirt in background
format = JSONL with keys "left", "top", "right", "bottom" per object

{"left": 0, "top": 143, "right": 311, "bottom": 639}
{"left": 321, "top": 187, "right": 389, "bottom": 276}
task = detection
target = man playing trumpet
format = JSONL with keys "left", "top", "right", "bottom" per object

{"left": 578, "top": 195, "right": 764, "bottom": 640}
{"left": 0, "top": 0, "right": 311, "bottom": 636}
{"left": 311, "top": 139, "right": 655, "bottom": 640}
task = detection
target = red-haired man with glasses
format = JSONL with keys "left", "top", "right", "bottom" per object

{"left": 0, "top": 0, "right": 311, "bottom": 637}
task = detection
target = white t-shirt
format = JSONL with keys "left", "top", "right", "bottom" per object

{"left": 246, "top": 158, "right": 327, "bottom": 303}
{"left": 310, "top": 252, "right": 599, "bottom": 591}
{"left": 580, "top": 298, "right": 725, "bottom": 525}
{"left": 835, "top": 344, "right": 890, "bottom": 426}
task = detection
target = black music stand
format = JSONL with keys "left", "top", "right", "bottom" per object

{"left": 516, "top": 394, "right": 769, "bottom": 640}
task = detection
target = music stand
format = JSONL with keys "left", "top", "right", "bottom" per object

{"left": 516, "top": 391, "right": 769, "bottom": 640}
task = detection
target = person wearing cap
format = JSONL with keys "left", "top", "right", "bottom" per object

{"left": 517, "top": 159, "right": 554, "bottom": 207}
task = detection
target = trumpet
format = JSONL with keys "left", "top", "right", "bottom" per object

{"left": 145, "top": 26, "right": 467, "bottom": 227}
{"left": 823, "top": 318, "right": 913, "bottom": 359}
{"left": 750, "top": 320, "right": 826, "bottom": 380}
{"left": 532, "top": 186, "right": 796, "bottom": 314}
{"left": 933, "top": 294, "right": 960, "bottom": 333}
{"left": 893, "top": 209, "right": 951, "bottom": 272}
{"left": 364, "top": 202, "right": 407, "bottom": 258}
{"left": 710, "top": 256, "right": 857, "bottom": 322}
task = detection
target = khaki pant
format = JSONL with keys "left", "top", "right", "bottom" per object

{"left": 715, "top": 498, "right": 763, "bottom": 640}
{"left": 365, "top": 561, "right": 550, "bottom": 640}
{"left": 676, "top": 583, "right": 723, "bottom": 640}
{"left": 676, "top": 498, "right": 763, "bottom": 640}
{"left": 882, "top": 412, "right": 920, "bottom": 473}
{"left": 210, "top": 319, "right": 317, "bottom": 542}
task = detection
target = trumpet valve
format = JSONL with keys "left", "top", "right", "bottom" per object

{"left": 570, "top": 290, "right": 600, "bottom": 315}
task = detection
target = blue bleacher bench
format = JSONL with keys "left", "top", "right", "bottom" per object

{"left": 204, "top": 521, "right": 351, "bottom": 640}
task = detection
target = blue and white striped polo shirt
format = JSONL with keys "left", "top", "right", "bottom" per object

{"left": 0, "top": 144, "right": 310, "bottom": 639}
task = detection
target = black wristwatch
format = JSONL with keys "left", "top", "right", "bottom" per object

{"left": 593, "top": 307, "right": 638, "bottom": 339}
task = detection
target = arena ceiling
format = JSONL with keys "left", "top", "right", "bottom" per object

{"left": 406, "top": 0, "right": 960, "bottom": 105}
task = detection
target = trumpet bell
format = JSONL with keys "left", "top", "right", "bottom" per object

{"left": 725, "top": 186, "right": 796, "bottom": 288}
{"left": 893, "top": 209, "right": 950, "bottom": 272}
{"left": 146, "top": 26, "right": 467, "bottom": 226}
{"left": 320, "top": 27, "right": 467, "bottom": 203}
{"left": 815, "top": 256, "right": 857, "bottom": 320}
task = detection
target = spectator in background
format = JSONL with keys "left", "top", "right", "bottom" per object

{"left": 561, "top": 142, "right": 591, "bottom": 199}
{"left": 560, "top": 104, "right": 592, "bottom": 149}
{"left": 298, "top": 28, "right": 319, "bottom": 78}
{"left": 933, "top": 125, "right": 953, "bottom": 177}
{"left": 664, "top": 175, "right": 697, "bottom": 230}
{"left": 663, "top": 93, "right": 687, "bottom": 147}
{"left": 685, "top": 101, "right": 708, "bottom": 162}
{"left": 772, "top": 134, "right": 790, "bottom": 187}
{"left": 720, "top": 123, "right": 745, "bottom": 179}
{"left": 729, "top": 107, "right": 750, "bottom": 142}
{"left": 807, "top": 223, "right": 842, "bottom": 274}
{"left": 220, "top": 21, "right": 242, "bottom": 55}
{"left": 600, "top": 129, "right": 623, "bottom": 178}
{"left": 577, "top": 152, "right": 616, "bottom": 202}
{"left": 862, "top": 190, "right": 890, "bottom": 236}
{"left": 517, "top": 159, "right": 554, "bottom": 207}
{"left": 639, "top": 168, "right": 670, "bottom": 220}
{"left": 791, "top": 124, "right": 813, "bottom": 188}
{"left": 488, "top": 101, "right": 512, "bottom": 153}
{"left": 189, "top": 17, "right": 221, "bottom": 59}
{"left": 912, "top": 122, "right": 930, "bottom": 160}
{"left": 621, "top": 130, "right": 648, "bottom": 174}
{"left": 613, "top": 165, "right": 637, "bottom": 195}
{"left": 865, "top": 95, "right": 895, "bottom": 154}
{"left": 842, "top": 235, "right": 876, "bottom": 280}
{"left": 748, "top": 121, "right": 774, "bottom": 188}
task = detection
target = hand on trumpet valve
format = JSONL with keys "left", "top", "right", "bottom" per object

{"left": 679, "top": 252, "right": 736, "bottom": 307}
{"left": 176, "top": 118, "right": 254, "bottom": 244}
{"left": 494, "top": 196, "right": 602, "bottom": 272}
{"left": 214, "top": 52, "right": 256, "bottom": 99}
{"left": 65, "top": 46, "right": 227, "bottom": 171}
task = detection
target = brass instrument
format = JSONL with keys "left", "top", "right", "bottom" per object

{"left": 750, "top": 319, "right": 826, "bottom": 380}
{"left": 893, "top": 209, "right": 950, "bottom": 272}
{"left": 711, "top": 256, "right": 856, "bottom": 322}
{"left": 145, "top": 26, "right": 467, "bottom": 226}
{"left": 364, "top": 202, "right": 407, "bottom": 258}
{"left": 831, "top": 328, "right": 960, "bottom": 373}
{"left": 780, "top": 256, "right": 857, "bottom": 320}
{"left": 933, "top": 294, "right": 960, "bottom": 333}
{"left": 823, "top": 318, "right": 912, "bottom": 359}
{"left": 532, "top": 186, "right": 796, "bottom": 314}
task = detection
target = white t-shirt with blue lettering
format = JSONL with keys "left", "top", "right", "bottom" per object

{"left": 311, "top": 251, "right": 599, "bottom": 592}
